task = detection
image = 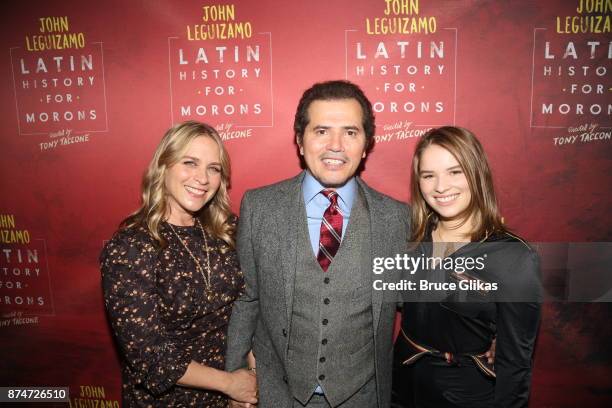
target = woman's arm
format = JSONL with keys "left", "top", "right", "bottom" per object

{"left": 101, "top": 234, "right": 191, "bottom": 395}
{"left": 178, "top": 363, "right": 257, "bottom": 404}
{"left": 494, "top": 250, "right": 542, "bottom": 408}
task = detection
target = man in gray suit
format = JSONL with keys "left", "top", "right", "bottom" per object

{"left": 226, "top": 80, "right": 409, "bottom": 407}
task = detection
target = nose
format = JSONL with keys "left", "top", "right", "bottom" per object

{"left": 194, "top": 167, "right": 209, "bottom": 185}
{"left": 434, "top": 174, "right": 449, "bottom": 193}
{"left": 326, "top": 130, "right": 344, "bottom": 152}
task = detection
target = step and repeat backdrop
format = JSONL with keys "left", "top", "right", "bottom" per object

{"left": 1, "top": 0, "right": 610, "bottom": 406}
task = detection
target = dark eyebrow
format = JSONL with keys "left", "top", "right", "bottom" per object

{"left": 419, "top": 165, "right": 461, "bottom": 175}
{"left": 312, "top": 125, "right": 361, "bottom": 130}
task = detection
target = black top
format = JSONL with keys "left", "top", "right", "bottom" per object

{"left": 400, "top": 230, "right": 541, "bottom": 408}
{"left": 100, "top": 221, "right": 244, "bottom": 407}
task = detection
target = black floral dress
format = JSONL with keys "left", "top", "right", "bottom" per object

{"left": 100, "top": 221, "right": 244, "bottom": 407}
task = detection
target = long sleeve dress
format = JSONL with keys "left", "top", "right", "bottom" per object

{"left": 393, "top": 230, "right": 541, "bottom": 408}
{"left": 100, "top": 221, "right": 244, "bottom": 407}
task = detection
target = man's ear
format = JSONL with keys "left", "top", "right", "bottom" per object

{"left": 297, "top": 137, "right": 304, "bottom": 155}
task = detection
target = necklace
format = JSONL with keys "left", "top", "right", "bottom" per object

{"left": 167, "top": 219, "right": 212, "bottom": 291}
{"left": 433, "top": 225, "right": 469, "bottom": 257}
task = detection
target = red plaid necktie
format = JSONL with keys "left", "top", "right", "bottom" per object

{"left": 317, "top": 189, "right": 344, "bottom": 272}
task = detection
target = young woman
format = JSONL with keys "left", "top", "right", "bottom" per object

{"left": 393, "top": 126, "right": 541, "bottom": 408}
{"left": 100, "top": 121, "right": 257, "bottom": 407}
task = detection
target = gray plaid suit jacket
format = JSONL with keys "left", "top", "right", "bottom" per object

{"left": 226, "top": 172, "right": 410, "bottom": 407}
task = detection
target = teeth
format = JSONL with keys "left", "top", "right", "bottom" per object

{"left": 436, "top": 194, "right": 458, "bottom": 203}
{"left": 323, "top": 159, "right": 343, "bottom": 165}
{"left": 185, "top": 186, "right": 205, "bottom": 196}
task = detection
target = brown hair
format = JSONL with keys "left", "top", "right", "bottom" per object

{"left": 121, "top": 121, "right": 235, "bottom": 248}
{"left": 410, "top": 126, "right": 505, "bottom": 243}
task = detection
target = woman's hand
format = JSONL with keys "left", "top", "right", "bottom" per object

{"left": 224, "top": 368, "right": 258, "bottom": 404}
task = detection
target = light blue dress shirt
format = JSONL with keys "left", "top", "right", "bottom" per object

{"left": 301, "top": 171, "right": 357, "bottom": 395}
{"left": 302, "top": 171, "right": 356, "bottom": 256}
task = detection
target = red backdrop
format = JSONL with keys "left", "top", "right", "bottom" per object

{"left": 1, "top": 1, "right": 610, "bottom": 406}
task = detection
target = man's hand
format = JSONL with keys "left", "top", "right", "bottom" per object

{"left": 485, "top": 337, "right": 496, "bottom": 365}
{"left": 223, "top": 368, "right": 258, "bottom": 405}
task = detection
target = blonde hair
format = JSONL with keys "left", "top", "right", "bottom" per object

{"left": 410, "top": 126, "right": 505, "bottom": 243}
{"left": 121, "top": 121, "right": 235, "bottom": 248}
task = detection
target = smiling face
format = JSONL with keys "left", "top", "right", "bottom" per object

{"left": 418, "top": 144, "right": 472, "bottom": 222}
{"left": 298, "top": 98, "right": 367, "bottom": 188}
{"left": 164, "top": 135, "right": 222, "bottom": 226}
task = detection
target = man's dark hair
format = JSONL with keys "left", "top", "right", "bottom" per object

{"left": 293, "top": 80, "right": 375, "bottom": 150}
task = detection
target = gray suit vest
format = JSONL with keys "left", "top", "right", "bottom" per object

{"left": 287, "top": 189, "right": 375, "bottom": 406}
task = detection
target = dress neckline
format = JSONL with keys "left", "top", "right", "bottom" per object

{"left": 162, "top": 221, "right": 200, "bottom": 236}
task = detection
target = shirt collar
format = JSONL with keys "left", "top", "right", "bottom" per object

{"left": 302, "top": 170, "right": 357, "bottom": 209}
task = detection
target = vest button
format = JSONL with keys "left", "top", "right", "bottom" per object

{"left": 322, "top": 319, "right": 328, "bottom": 325}
{"left": 323, "top": 298, "right": 330, "bottom": 305}
{"left": 321, "top": 338, "right": 328, "bottom": 345}
{"left": 319, "top": 356, "right": 326, "bottom": 363}
{"left": 324, "top": 277, "right": 330, "bottom": 284}
{"left": 319, "top": 374, "right": 325, "bottom": 381}
{"left": 282, "top": 329, "right": 287, "bottom": 337}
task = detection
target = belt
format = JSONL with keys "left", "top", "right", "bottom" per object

{"left": 397, "top": 328, "right": 495, "bottom": 378}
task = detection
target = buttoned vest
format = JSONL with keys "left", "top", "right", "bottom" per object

{"left": 287, "top": 189, "right": 375, "bottom": 406}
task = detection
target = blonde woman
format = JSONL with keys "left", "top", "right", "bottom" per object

{"left": 393, "top": 127, "right": 541, "bottom": 408}
{"left": 101, "top": 121, "right": 257, "bottom": 407}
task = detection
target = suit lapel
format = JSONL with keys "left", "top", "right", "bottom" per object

{"left": 278, "top": 172, "right": 305, "bottom": 326}
{"left": 357, "top": 178, "right": 385, "bottom": 332}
